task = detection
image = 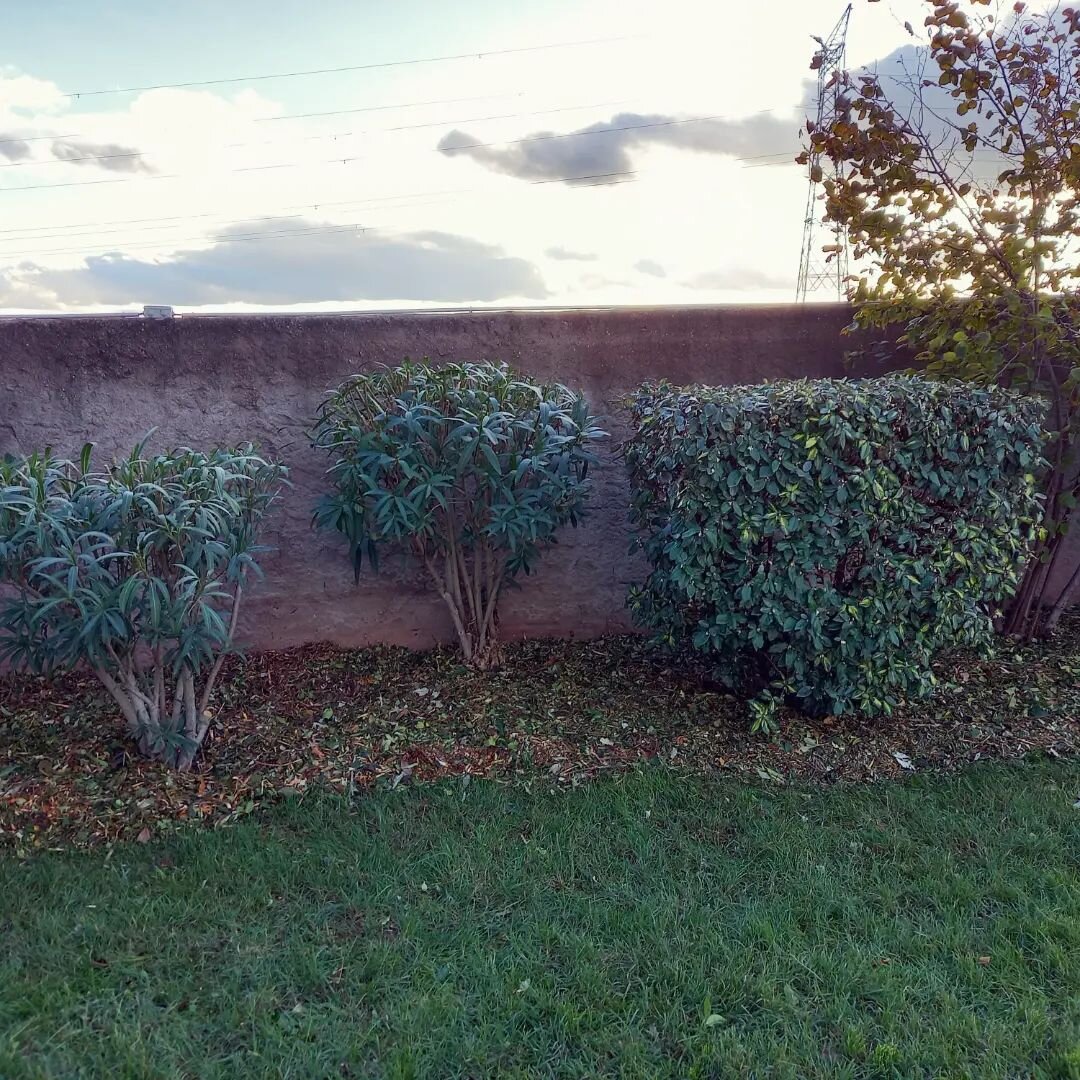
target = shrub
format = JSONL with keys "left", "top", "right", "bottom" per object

{"left": 312, "top": 360, "right": 606, "bottom": 669}
{"left": 0, "top": 440, "right": 287, "bottom": 768}
{"left": 625, "top": 375, "right": 1045, "bottom": 728}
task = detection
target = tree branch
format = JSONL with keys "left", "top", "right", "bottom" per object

{"left": 424, "top": 553, "right": 473, "bottom": 660}
{"left": 198, "top": 582, "right": 243, "bottom": 718}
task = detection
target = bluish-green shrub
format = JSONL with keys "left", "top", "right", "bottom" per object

{"left": 0, "top": 441, "right": 287, "bottom": 767}
{"left": 625, "top": 375, "right": 1045, "bottom": 728}
{"left": 312, "top": 360, "right": 605, "bottom": 669}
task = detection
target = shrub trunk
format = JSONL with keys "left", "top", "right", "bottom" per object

{"left": 95, "top": 660, "right": 219, "bottom": 771}
{"left": 424, "top": 541, "right": 506, "bottom": 670}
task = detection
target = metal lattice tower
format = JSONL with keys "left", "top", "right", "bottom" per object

{"left": 797, "top": 3, "right": 852, "bottom": 303}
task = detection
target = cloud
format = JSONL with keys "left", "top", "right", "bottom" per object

{"left": 0, "top": 134, "right": 31, "bottom": 162}
{"left": 634, "top": 259, "right": 666, "bottom": 278}
{"left": 437, "top": 109, "right": 802, "bottom": 185}
{"left": 0, "top": 71, "right": 65, "bottom": 116}
{"left": 684, "top": 267, "right": 790, "bottom": 291}
{"left": 545, "top": 246, "right": 597, "bottom": 262}
{"left": 436, "top": 29, "right": 1030, "bottom": 192}
{"left": 51, "top": 138, "right": 153, "bottom": 174}
{"left": 826, "top": 44, "right": 1014, "bottom": 166}
{"left": 846, "top": 45, "right": 961, "bottom": 141}
{"left": 0, "top": 219, "right": 549, "bottom": 308}
{"left": 579, "top": 273, "right": 633, "bottom": 290}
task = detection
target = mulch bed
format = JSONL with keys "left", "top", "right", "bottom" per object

{"left": 2, "top": 615, "right": 1079, "bottom": 853}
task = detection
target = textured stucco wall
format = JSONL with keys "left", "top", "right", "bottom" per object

{"left": 5, "top": 303, "right": 1063, "bottom": 654}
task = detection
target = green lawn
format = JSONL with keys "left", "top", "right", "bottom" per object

{"left": 2, "top": 760, "right": 1079, "bottom": 1078}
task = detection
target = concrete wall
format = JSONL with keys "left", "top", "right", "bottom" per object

{"left": 3, "top": 303, "right": 1059, "bottom": 654}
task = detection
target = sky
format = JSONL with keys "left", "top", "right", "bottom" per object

{"left": 0, "top": 0, "right": 945, "bottom": 312}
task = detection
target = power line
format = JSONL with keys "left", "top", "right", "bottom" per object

{"left": 1, "top": 127, "right": 353, "bottom": 170}
{"left": 0, "top": 171, "right": 640, "bottom": 260}
{"left": 0, "top": 132, "right": 79, "bottom": 148}
{"left": 530, "top": 170, "right": 634, "bottom": 185}
{"left": 0, "top": 114, "right": 813, "bottom": 254}
{"left": 385, "top": 98, "right": 633, "bottom": 133}
{"left": 0, "top": 172, "right": 174, "bottom": 193}
{"left": 0, "top": 108, "right": 796, "bottom": 195}
{"left": 0, "top": 148, "right": 798, "bottom": 241}
{"left": 0, "top": 104, "right": 812, "bottom": 257}
{"left": 256, "top": 91, "right": 522, "bottom": 123}
{"left": 0, "top": 90, "right": 528, "bottom": 165}
{"left": 0, "top": 170, "right": 642, "bottom": 240}
{"left": 438, "top": 111, "right": 735, "bottom": 153}
{"left": 0, "top": 90, "right": 531, "bottom": 170}
{"left": 0, "top": 212, "right": 304, "bottom": 244}
{"left": 739, "top": 150, "right": 800, "bottom": 163}
{"left": 0, "top": 173, "right": 631, "bottom": 247}
{"left": 0, "top": 221, "right": 346, "bottom": 260}
{"left": 0, "top": 151, "right": 824, "bottom": 260}
{"left": 0, "top": 97, "right": 635, "bottom": 171}
{"left": 0, "top": 189, "right": 465, "bottom": 236}
{"left": 742, "top": 150, "right": 1007, "bottom": 169}
{"left": 1, "top": 96, "right": 654, "bottom": 180}
{"left": 741, "top": 155, "right": 803, "bottom": 168}
{"left": 63, "top": 35, "right": 641, "bottom": 97}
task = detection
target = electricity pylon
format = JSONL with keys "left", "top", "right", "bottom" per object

{"left": 796, "top": 3, "right": 852, "bottom": 303}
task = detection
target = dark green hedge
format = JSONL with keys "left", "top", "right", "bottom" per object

{"left": 625, "top": 375, "right": 1046, "bottom": 727}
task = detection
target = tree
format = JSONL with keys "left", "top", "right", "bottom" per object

{"left": 312, "top": 361, "right": 605, "bottom": 669}
{"left": 801, "top": 0, "right": 1080, "bottom": 637}
{"left": 0, "top": 441, "right": 287, "bottom": 769}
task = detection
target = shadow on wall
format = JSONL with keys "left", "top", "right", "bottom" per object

{"left": 0, "top": 303, "right": 939, "bottom": 653}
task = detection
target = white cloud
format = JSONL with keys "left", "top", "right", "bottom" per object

{"left": 0, "top": 134, "right": 31, "bottom": 162}
{"left": 545, "top": 246, "right": 597, "bottom": 261}
{"left": 51, "top": 138, "right": 153, "bottom": 174}
{"left": 0, "top": 70, "right": 65, "bottom": 117}
{"left": 0, "top": 1, "right": 946, "bottom": 311}
{"left": 685, "top": 267, "right": 789, "bottom": 291}
{"left": 437, "top": 109, "right": 804, "bottom": 185}
{"left": 635, "top": 258, "right": 666, "bottom": 278}
{"left": 0, "top": 218, "right": 548, "bottom": 308}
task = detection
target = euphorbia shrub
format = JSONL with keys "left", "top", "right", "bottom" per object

{"left": 0, "top": 441, "right": 286, "bottom": 768}
{"left": 625, "top": 375, "right": 1045, "bottom": 729}
{"left": 312, "top": 360, "right": 605, "bottom": 669}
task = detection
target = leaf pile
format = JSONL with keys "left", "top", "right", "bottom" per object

{"left": 2, "top": 615, "right": 1078, "bottom": 853}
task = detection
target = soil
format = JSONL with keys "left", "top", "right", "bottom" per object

{"left": 2, "top": 616, "right": 1078, "bottom": 853}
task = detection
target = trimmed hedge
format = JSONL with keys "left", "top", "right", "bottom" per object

{"left": 625, "top": 375, "right": 1045, "bottom": 727}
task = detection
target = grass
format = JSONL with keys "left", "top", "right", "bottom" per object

{"left": 2, "top": 758, "right": 1079, "bottom": 1078}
